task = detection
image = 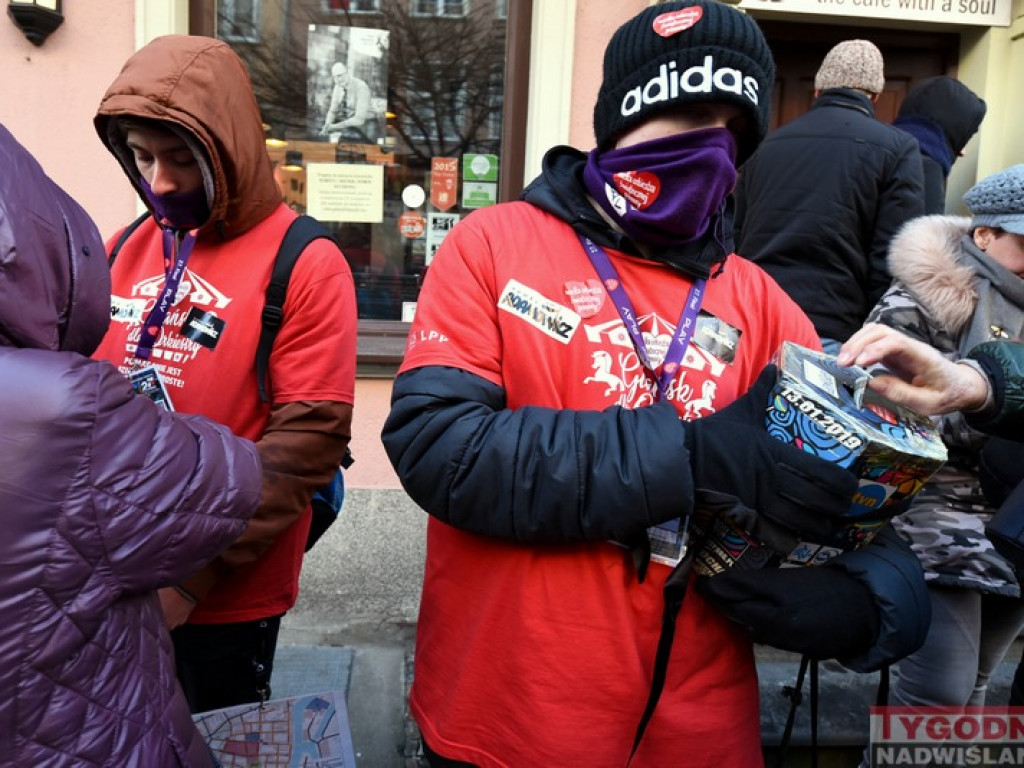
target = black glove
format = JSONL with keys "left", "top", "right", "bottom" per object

{"left": 685, "top": 364, "right": 858, "bottom": 554}
{"left": 695, "top": 564, "right": 881, "bottom": 660}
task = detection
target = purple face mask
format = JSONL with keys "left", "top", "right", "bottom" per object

{"left": 138, "top": 176, "right": 210, "bottom": 231}
{"left": 583, "top": 127, "right": 738, "bottom": 248}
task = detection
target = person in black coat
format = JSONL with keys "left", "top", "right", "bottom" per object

{"left": 893, "top": 76, "right": 987, "bottom": 215}
{"left": 735, "top": 39, "right": 925, "bottom": 353}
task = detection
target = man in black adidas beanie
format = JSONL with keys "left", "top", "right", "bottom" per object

{"left": 383, "top": 3, "right": 928, "bottom": 766}
{"left": 592, "top": 0, "right": 773, "bottom": 164}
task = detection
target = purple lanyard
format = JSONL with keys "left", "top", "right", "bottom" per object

{"left": 135, "top": 228, "right": 196, "bottom": 361}
{"left": 578, "top": 234, "right": 705, "bottom": 401}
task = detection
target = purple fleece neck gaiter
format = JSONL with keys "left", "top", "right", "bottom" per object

{"left": 139, "top": 176, "right": 210, "bottom": 231}
{"left": 583, "top": 127, "right": 738, "bottom": 248}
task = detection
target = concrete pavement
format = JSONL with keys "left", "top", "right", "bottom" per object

{"left": 269, "top": 638, "right": 1021, "bottom": 767}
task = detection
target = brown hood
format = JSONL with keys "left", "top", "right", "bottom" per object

{"left": 94, "top": 35, "right": 281, "bottom": 240}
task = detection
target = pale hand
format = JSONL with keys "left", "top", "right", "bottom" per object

{"left": 838, "top": 323, "right": 990, "bottom": 416}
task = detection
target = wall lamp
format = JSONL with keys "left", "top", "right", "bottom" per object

{"left": 8, "top": 0, "right": 63, "bottom": 46}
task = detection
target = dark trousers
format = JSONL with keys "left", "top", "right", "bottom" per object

{"left": 171, "top": 615, "right": 283, "bottom": 713}
{"left": 1011, "top": 655, "right": 1024, "bottom": 706}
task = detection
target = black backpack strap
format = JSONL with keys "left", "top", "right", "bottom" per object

{"left": 257, "top": 214, "right": 337, "bottom": 402}
{"left": 107, "top": 213, "right": 151, "bottom": 266}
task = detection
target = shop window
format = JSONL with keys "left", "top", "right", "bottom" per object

{"left": 400, "top": 67, "right": 468, "bottom": 144}
{"left": 219, "top": 0, "right": 261, "bottom": 41}
{"left": 196, "top": 0, "right": 524, "bottom": 370}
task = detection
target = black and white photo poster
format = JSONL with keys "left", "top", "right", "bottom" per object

{"left": 307, "top": 25, "right": 390, "bottom": 145}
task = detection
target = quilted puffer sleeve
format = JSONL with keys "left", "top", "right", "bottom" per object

{"left": 382, "top": 364, "right": 692, "bottom": 543}
{"left": 88, "top": 360, "right": 262, "bottom": 594}
{"left": 967, "top": 341, "right": 1024, "bottom": 439}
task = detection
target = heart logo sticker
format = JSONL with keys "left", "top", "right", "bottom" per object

{"left": 653, "top": 7, "right": 703, "bottom": 37}
{"left": 564, "top": 279, "right": 605, "bottom": 318}
{"left": 613, "top": 171, "right": 661, "bottom": 211}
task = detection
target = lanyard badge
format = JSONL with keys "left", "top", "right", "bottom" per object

{"left": 578, "top": 234, "right": 706, "bottom": 567}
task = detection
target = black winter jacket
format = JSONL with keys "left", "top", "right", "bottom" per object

{"left": 893, "top": 76, "right": 987, "bottom": 215}
{"left": 383, "top": 146, "right": 930, "bottom": 671}
{"left": 735, "top": 89, "right": 925, "bottom": 343}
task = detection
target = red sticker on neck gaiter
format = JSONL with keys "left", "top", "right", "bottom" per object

{"left": 613, "top": 170, "right": 661, "bottom": 211}
{"left": 653, "top": 7, "right": 703, "bottom": 37}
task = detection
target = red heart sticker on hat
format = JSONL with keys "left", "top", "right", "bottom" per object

{"left": 653, "top": 7, "right": 703, "bottom": 37}
{"left": 613, "top": 171, "right": 661, "bottom": 211}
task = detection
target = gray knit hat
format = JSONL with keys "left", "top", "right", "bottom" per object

{"left": 592, "top": 1, "right": 775, "bottom": 164}
{"left": 814, "top": 40, "right": 884, "bottom": 94}
{"left": 964, "top": 164, "right": 1024, "bottom": 236}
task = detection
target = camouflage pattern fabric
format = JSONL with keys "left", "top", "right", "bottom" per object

{"left": 866, "top": 216, "right": 1024, "bottom": 596}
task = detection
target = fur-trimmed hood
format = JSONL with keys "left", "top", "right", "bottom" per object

{"left": 887, "top": 215, "right": 977, "bottom": 335}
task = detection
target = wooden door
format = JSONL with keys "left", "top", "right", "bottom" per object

{"left": 753, "top": 20, "right": 961, "bottom": 129}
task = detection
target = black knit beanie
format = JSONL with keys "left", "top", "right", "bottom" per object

{"left": 593, "top": 1, "right": 775, "bottom": 164}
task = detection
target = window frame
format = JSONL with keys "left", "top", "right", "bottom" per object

{"left": 217, "top": 0, "right": 261, "bottom": 43}
{"left": 410, "top": 0, "right": 469, "bottom": 18}
{"left": 324, "top": 0, "right": 381, "bottom": 13}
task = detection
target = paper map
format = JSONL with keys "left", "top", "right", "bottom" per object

{"left": 193, "top": 690, "right": 356, "bottom": 767}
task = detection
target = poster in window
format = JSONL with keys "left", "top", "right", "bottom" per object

{"left": 426, "top": 212, "right": 460, "bottom": 265}
{"left": 307, "top": 24, "right": 390, "bottom": 145}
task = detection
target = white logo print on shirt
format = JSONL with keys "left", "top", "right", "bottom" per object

{"left": 108, "top": 269, "right": 234, "bottom": 375}
{"left": 582, "top": 313, "right": 725, "bottom": 411}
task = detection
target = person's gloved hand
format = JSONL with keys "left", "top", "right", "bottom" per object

{"left": 685, "top": 364, "right": 858, "bottom": 553}
{"left": 695, "top": 563, "right": 881, "bottom": 660}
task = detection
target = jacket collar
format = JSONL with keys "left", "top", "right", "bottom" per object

{"left": 813, "top": 88, "right": 876, "bottom": 119}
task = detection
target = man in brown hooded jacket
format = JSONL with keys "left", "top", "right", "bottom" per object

{"left": 92, "top": 35, "right": 357, "bottom": 712}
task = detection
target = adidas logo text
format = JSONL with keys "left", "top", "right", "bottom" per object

{"left": 620, "top": 56, "right": 760, "bottom": 118}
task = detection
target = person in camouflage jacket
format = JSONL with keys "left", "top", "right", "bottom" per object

{"left": 864, "top": 165, "right": 1024, "bottom": 710}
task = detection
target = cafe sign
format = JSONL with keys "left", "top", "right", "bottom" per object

{"left": 738, "top": 0, "right": 1010, "bottom": 27}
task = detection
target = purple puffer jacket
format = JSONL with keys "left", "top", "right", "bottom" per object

{"left": 0, "top": 125, "right": 261, "bottom": 766}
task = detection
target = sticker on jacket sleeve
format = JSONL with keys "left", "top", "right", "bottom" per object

{"left": 498, "top": 279, "right": 581, "bottom": 344}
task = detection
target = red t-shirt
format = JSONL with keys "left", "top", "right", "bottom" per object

{"left": 399, "top": 202, "right": 820, "bottom": 767}
{"left": 94, "top": 203, "right": 356, "bottom": 623}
